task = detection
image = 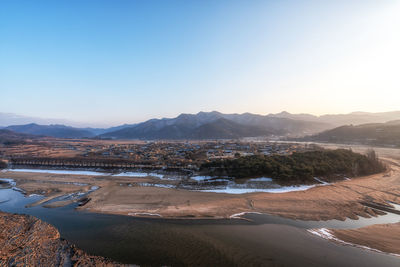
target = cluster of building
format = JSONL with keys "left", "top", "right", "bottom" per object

{"left": 0, "top": 139, "right": 319, "bottom": 169}
{"left": 81, "top": 141, "right": 314, "bottom": 167}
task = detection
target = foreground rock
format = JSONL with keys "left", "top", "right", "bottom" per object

{"left": 0, "top": 211, "right": 125, "bottom": 267}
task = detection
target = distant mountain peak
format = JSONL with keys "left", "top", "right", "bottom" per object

{"left": 5, "top": 124, "right": 95, "bottom": 139}
{"left": 197, "top": 110, "right": 221, "bottom": 115}
{"left": 300, "top": 120, "right": 400, "bottom": 146}
{"left": 100, "top": 111, "right": 331, "bottom": 140}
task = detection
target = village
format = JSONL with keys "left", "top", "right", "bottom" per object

{"left": 0, "top": 139, "right": 319, "bottom": 169}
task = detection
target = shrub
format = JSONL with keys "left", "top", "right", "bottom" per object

{"left": 0, "top": 160, "right": 7, "bottom": 169}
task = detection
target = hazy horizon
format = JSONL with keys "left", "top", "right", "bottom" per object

{"left": 1, "top": 0, "right": 399, "bottom": 126}
{"left": 1, "top": 109, "right": 400, "bottom": 128}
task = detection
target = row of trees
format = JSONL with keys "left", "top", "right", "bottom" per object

{"left": 200, "top": 149, "right": 386, "bottom": 183}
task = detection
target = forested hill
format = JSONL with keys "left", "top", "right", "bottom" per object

{"left": 200, "top": 149, "right": 385, "bottom": 183}
{"left": 299, "top": 121, "right": 400, "bottom": 147}
{"left": 0, "top": 129, "right": 39, "bottom": 145}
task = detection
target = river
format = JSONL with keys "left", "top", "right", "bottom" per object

{"left": 1, "top": 180, "right": 400, "bottom": 266}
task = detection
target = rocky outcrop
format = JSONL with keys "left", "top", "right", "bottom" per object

{"left": 0, "top": 211, "right": 125, "bottom": 267}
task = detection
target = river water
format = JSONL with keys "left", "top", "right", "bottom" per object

{"left": 1, "top": 182, "right": 400, "bottom": 266}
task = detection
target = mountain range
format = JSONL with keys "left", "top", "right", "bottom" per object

{"left": 0, "top": 112, "right": 83, "bottom": 128}
{"left": 1, "top": 110, "right": 399, "bottom": 140}
{"left": 5, "top": 124, "right": 96, "bottom": 139}
{"left": 0, "top": 129, "right": 40, "bottom": 145}
{"left": 99, "top": 111, "right": 330, "bottom": 139}
{"left": 270, "top": 111, "right": 400, "bottom": 126}
{"left": 299, "top": 120, "right": 400, "bottom": 147}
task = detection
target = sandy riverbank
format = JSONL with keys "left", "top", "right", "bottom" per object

{"left": 330, "top": 222, "right": 400, "bottom": 256}
{"left": 1, "top": 145, "right": 399, "bottom": 221}
{"left": 79, "top": 165, "right": 399, "bottom": 221}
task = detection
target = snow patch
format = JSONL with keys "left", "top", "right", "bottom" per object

{"left": 229, "top": 212, "right": 263, "bottom": 219}
{"left": 89, "top": 186, "right": 99, "bottom": 191}
{"left": 387, "top": 201, "right": 400, "bottom": 212}
{"left": 247, "top": 177, "right": 273, "bottom": 182}
{"left": 28, "top": 194, "right": 43, "bottom": 197}
{"left": 113, "top": 172, "right": 165, "bottom": 179}
{"left": 313, "top": 177, "right": 330, "bottom": 185}
{"left": 72, "top": 182, "right": 89, "bottom": 186}
{"left": 0, "top": 178, "right": 16, "bottom": 186}
{"left": 198, "top": 185, "right": 317, "bottom": 194}
{"left": 6, "top": 169, "right": 107, "bottom": 176}
{"left": 138, "top": 183, "right": 175, "bottom": 189}
{"left": 128, "top": 212, "right": 162, "bottom": 217}
{"left": 207, "top": 179, "right": 231, "bottom": 182}
{"left": 191, "top": 175, "right": 214, "bottom": 182}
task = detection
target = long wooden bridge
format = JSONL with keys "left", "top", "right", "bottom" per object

{"left": 9, "top": 157, "right": 187, "bottom": 170}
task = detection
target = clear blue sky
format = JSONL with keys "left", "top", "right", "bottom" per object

{"left": 1, "top": 0, "right": 399, "bottom": 126}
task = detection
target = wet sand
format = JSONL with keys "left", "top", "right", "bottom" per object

{"left": 330, "top": 222, "right": 400, "bottom": 255}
